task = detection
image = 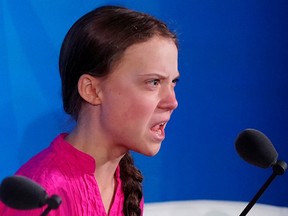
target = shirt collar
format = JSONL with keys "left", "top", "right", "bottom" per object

{"left": 51, "top": 133, "right": 96, "bottom": 174}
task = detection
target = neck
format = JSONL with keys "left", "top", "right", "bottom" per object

{"left": 64, "top": 126, "right": 126, "bottom": 178}
{"left": 65, "top": 128, "right": 126, "bottom": 213}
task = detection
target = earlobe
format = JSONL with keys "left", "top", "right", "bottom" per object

{"left": 78, "top": 74, "right": 102, "bottom": 105}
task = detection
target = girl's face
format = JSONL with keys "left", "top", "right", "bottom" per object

{"left": 98, "top": 37, "right": 179, "bottom": 156}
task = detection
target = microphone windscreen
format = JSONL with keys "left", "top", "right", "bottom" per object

{"left": 0, "top": 175, "right": 48, "bottom": 210}
{"left": 235, "top": 128, "right": 278, "bottom": 168}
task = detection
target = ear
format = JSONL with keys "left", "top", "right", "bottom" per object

{"left": 78, "top": 74, "right": 102, "bottom": 105}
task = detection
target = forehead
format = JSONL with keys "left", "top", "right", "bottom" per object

{"left": 112, "top": 37, "right": 178, "bottom": 75}
{"left": 124, "top": 36, "right": 177, "bottom": 57}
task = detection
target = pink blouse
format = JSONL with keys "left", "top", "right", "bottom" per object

{"left": 0, "top": 133, "right": 143, "bottom": 215}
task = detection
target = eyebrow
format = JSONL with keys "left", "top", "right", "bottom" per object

{"left": 137, "top": 72, "right": 180, "bottom": 80}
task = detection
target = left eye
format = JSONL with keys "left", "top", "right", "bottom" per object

{"left": 172, "top": 78, "right": 179, "bottom": 85}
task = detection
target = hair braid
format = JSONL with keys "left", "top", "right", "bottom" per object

{"left": 119, "top": 152, "right": 143, "bottom": 216}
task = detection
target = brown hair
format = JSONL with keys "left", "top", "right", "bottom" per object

{"left": 59, "top": 5, "right": 177, "bottom": 216}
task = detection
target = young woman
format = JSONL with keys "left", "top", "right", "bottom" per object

{"left": 0, "top": 5, "right": 179, "bottom": 216}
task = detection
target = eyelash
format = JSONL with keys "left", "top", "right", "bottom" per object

{"left": 147, "top": 79, "right": 161, "bottom": 86}
{"left": 147, "top": 78, "right": 179, "bottom": 87}
{"left": 172, "top": 78, "right": 179, "bottom": 85}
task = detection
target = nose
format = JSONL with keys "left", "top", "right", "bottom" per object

{"left": 158, "top": 86, "right": 178, "bottom": 111}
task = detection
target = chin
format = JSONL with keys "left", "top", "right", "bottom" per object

{"left": 142, "top": 145, "right": 162, "bottom": 157}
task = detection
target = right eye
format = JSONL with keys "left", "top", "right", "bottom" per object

{"left": 147, "top": 79, "right": 161, "bottom": 87}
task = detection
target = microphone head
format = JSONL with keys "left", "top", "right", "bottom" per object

{"left": 235, "top": 128, "right": 278, "bottom": 168}
{"left": 0, "top": 175, "right": 48, "bottom": 209}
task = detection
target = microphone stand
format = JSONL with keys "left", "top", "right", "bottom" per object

{"left": 239, "top": 160, "right": 287, "bottom": 216}
{"left": 41, "top": 195, "right": 62, "bottom": 216}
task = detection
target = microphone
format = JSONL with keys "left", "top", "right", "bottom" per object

{"left": 235, "top": 128, "right": 287, "bottom": 216}
{"left": 0, "top": 175, "right": 62, "bottom": 215}
{"left": 235, "top": 128, "right": 278, "bottom": 168}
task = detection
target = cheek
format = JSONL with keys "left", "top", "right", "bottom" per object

{"left": 123, "top": 96, "right": 157, "bottom": 121}
{"left": 102, "top": 83, "right": 158, "bottom": 123}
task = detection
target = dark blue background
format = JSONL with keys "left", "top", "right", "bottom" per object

{"left": 1, "top": 0, "right": 287, "bottom": 207}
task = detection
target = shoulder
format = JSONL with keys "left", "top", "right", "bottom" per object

{"left": 16, "top": 146, "right": 58, "bottom": 178}
{"left": 16, "top": 134, "right": 69, "bottom": 178}
{"left": 15, "top": 135, "right": 68, "bottom": 192}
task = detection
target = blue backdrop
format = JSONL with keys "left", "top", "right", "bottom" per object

{"left": 1, "top": 0, "right": 288, "bottom": 207}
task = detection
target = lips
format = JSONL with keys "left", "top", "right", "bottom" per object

{"left": 150, "top": 121, "right": 168, "bottom": 140}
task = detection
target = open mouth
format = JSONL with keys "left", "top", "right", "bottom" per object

{"left": 151, "top": 122, "right": 167, "bottom": 137}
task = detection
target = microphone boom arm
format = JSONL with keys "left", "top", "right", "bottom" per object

{"left": 41, "top": 195, "right": 62, "bottom": 216}
{"left": 239, "top": 160, "right": 287, "bottom": 216}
